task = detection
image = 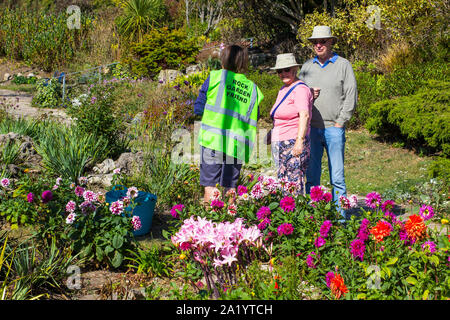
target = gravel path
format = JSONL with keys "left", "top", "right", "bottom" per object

{"left": 0, "top": 89, "right": 71, "bottom": 125}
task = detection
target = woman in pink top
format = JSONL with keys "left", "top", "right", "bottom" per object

{"left": 269, "top": 53, "right": 313, "bottom": 195}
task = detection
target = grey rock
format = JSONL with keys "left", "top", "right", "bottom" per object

{"left": 158, "top": 69, "right": 183, "bottom": 85}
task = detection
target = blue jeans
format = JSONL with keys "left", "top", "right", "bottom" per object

{"left": 306, "top": 126, "right": 347, "bottom": 220}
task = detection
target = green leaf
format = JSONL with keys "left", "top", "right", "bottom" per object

{"left": 386, "top": 257, "right": 398, "bottom": 266}
{"left": 111, "top": 250, "right": 123, "bottom": 268}
{"left": 422, "top": 289, "right": 429, "bottom": 300}
{"left": 356, "top": 293, "right": 367, "bottom": 300}
{"left": 112, "top": 234, "right": 124, "bottom": 249}
{"left": 268, "top": 202, "right": 279, "bottom": 210}
{"left": 409, "top": 265, "right": 418, "bottom": 274}
{"left": 406, "top": 276, "right": 418, "bottom": 286}
{"left": 429, "top": 255, "right": 439, "bottom": 266}
{"left": 96, "top": 246, "right": 104, "bottom": 261}
{"left": 105, "top": 245, "right": 114, "bottom": 255}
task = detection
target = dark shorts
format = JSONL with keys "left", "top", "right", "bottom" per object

{"left": 199, "top": 146, "right": 242, "bottom": 188}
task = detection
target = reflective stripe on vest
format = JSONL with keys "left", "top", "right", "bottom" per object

{"left": 199, "top": 69, "right": 262, "bottom": 161}
{"left": 200, "top": 123, "right": 255, "bottom": 149}
{"left": 204, "top": 70, "right": 258, "bottom": 127}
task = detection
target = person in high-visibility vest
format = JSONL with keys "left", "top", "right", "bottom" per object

{"left": 193, "top": 45, "right": 264, "bottom": 205}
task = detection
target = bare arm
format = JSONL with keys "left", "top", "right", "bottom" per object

{"left": 292, "top": 110, "right": 309, "bottom": 156}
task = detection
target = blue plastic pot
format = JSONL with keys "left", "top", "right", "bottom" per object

{"left": 105, "top": 185, "right": 157, "bottom": 236}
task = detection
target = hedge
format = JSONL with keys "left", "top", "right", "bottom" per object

{"left": 365, "top": 80, "right": 450, "bottom": 158}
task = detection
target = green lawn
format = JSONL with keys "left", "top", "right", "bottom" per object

{"left": 323, "top": 129, "right": 432, "bottom": 199}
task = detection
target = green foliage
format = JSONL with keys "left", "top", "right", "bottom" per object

{"left": 126, "top": 244, "right": 173, "bottom": 277}
{"left": 116, "top": 0, "right": 167, "bottom": 43}
{"left": 365, "top": 80, "right": 450, "bottom": 158}
{"left": 34, "top": 123, "right": 107, "bottom": 183}
{"left": 352, "top": 61, "right": 450, "bottom": 129}
{"left": 428, "top": 158, "right": 450, "bottom": 187}
{"left": 67, "top": 82, "right": 129, "bottom": 159}
{"left": 0, "top": 7, "right": 92, "bottom": 71}
{"left": 125, "top": 27, "right": 200, "bottom": 78}
{"left": 11, "top": 75, "right": 37, "bottom": 85}
{"left": 296, "top": 0, "right": 448, "bottom": 63}
{"left": 247, "top": 70, "right": 281, "bottom": 123}
{"left": 31, "top": 78, "right": 62, "bottom": 109}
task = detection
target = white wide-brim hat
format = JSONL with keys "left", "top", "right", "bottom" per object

{"left": 270, "top": 53, "right": 301, "bottom": 70}
{"left": 308, "top": 25, "right": 337, "bottom": 41}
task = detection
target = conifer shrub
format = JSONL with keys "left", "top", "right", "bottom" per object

{"left": 123, "top": 27, "right": 200, "bottom": 78}
{"left": 365, "top": 80, "right": 450, "bottom": 158}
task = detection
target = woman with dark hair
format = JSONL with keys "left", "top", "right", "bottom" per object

{"left": 194, "top": 44, "right": 264, "bottom": 205}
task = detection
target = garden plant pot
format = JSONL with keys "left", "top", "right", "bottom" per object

{"left": 105, "top": 185, "right": 157, "bottom": 236}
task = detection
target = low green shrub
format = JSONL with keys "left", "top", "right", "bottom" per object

{"left": 31, "top": 78, "right": 62, "bottom": 109}
{"left": 124, "top": 27, "right": 200, "bottom": 78}
{"left": 67, "top": 81, "right": 129, "bottom": 159}
{"left": 11, "top": 75, "right": 37, "bottom": 85}
{"left": 428, "top": 158, "right": 450, "bottom": 187}
{"left": 351, "top": 61, "right": 450, "bottom": 129}
{"left": 365, "top": 80, "right": 450, "bottom": 157}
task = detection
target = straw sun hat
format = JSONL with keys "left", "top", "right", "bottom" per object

{"left": 307, "top": 25, "right": 337, "bottom": 42}
{"left": 270, "top": 53, "right": 300, "bottom": 70}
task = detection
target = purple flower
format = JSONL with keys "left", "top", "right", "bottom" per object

{"left": 131, "top": 215, "right": 142, "bottom": 231}
{"left": 314, "top": 237, "right": 326, "bottom": 248}
{"left": 170, "top": 204, "right": 185, "bottom": 219}
{"left": 90, "top": 96, "right": 97, "bottom": 104}
{"left": 350, "top": 238, "right": 366, "bottom": 261}
{"left": 277, "top": 223, "right": 294, "bottom": 236}
{"left": 257, "top": 218, "right": 271, "bottom": 230}
{"left": 256, "top": 206, "right": 271, "bottom": 220}
{"left": 27, "top": 192, "right": 34, "bottom": 203}
{"left": 80, "top": 201, "right": 96, "bottom": 214}
{"left": 365, "top": 192, "right": 382, "bottom": 209}
{"left": 210, "top": 199, "right": 224, "bottom": 211}
{"left": 1, "top": 178, "right": 10, "bottom": 188}
{"left": 326, "top": 271, "right": 335, "bottom": 287}
{"left": 310, "top": 185, "right": 324, "bottom": 202}
{"left": 357, "top": 218, "right": 370, "bottom": 242}
{"left": 421, "top": 241, "right": 436, "bottom": 254}
{"left": 319, "top": 220, "right": 332, "bottom": 238}
{"left": 41, "top": 190, "right": 53, "bottom": 203}
{"left": 280, "top": 196, "right": 296, "bottom": 212}
{"left": 66, "top": 200, "right": 76, "bottom": 213}
{"left": 381, "top": 200, "right": 395, "bottom": 214}
{"left": 306, "top": 251, "right": 318, "bottom": 268}
{"left": 419, "top": 205, "right": 434, "bottom": 221}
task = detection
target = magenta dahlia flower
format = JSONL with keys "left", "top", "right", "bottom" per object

{"left": 277, "top": 223, "right": 294, "bottom": 236}
{"left": 170, "top": 204, "right": 185, "bottom": 219}
{"left": 256, "top": 206, "right": 271, "bottom": 220}
{"left": 41, "top": 190, "right": 53, "bottom": 203}
{"left": 365, "top": 192, "right": 382, "bottom": 209}
{"left": 350, "top": 238, "right": 366, "bottom": 261}
{"left": 280, "top": 196, "right": 296, "bottom": 212}
{"left": 319, "top": 220, "right": 332, "bottom": 238}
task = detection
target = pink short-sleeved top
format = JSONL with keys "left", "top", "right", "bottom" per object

{"left": 270, "top": 80, "right": 313, "bottom": 142}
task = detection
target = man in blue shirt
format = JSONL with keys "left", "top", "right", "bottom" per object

{"left": 299, "top": 26, "right": 358, "bottom": 221}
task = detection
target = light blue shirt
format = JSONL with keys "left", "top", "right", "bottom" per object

{"left": 313, "top": 52, "right": 338, "bottom": 68}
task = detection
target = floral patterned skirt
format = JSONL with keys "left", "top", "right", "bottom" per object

{"left": 271, "top": 136, "right": 310, "bottom": 196}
